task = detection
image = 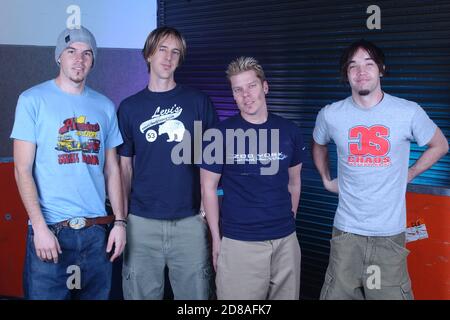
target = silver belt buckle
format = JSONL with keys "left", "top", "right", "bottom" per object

{"left": 68, "top": 217, "right": 87, "bottom": 230}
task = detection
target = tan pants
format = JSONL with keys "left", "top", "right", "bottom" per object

{"left": 216, "top": 232, "right": 301, "bottom": 300}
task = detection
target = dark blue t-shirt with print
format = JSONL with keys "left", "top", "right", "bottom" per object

{"left": 117, "top": 85, "right": 218, "bottom": 219}
{"left": 200, "top": 113, "right": 306, "bottom": 241}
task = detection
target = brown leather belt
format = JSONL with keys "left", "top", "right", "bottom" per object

{"left": 58, "top": 215, "right": 115, "bottom": 230}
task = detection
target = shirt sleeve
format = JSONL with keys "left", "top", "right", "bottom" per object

{"left": 411, "top": 104, "right": 437, "bottom": 147}
{"left": 10, "top": 93, "right": 37, "bottom": 143}
{"left": 312, "top": 106, "right": 331, "bottom": 145}
{"left": 117, "top": 102, "right": 135, "bottom": 157}
{"left": 290, "top": 125, "right": 307, "bottom": 167}
{"left": 201, "top": 94, "right": 219, "bottom": 130}
{"left": 197, "top": 124, "right": 224, "bottom": 174}
{"left": 194, "top": 94, "right": 219, "bottom": 166}
{"left": 105, "top": 105, "right": 123, "bottom": 150}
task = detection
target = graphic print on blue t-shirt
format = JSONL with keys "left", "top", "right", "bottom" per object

{"left": 55, "top": 115, "right": 101, "bottom": 165}
{"left": 139, "top": 104, "right": 185, "bottom": 143}
{"left": 230, "top": 150, "right": 288, "bottom": 164}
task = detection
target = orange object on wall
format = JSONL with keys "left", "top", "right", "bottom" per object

{"left": 406, "top": 190, "right": 450, "bottom": 300}
{"left": 0, "top": 162, "right": 28, "bottom": 298}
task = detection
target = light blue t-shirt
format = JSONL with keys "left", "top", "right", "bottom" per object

{"left": 313, "top": 93, "right": 437, "bottom": 236}
{"left": 10, "top": 80, "right": 123, "bottom": 224}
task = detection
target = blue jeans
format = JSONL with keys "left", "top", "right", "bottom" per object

{"left": 24, "top": 224, "right": 112, "bottom": 300}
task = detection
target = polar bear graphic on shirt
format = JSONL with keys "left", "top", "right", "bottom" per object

{"left": 158, "top": 120, "right": 185, "bottom": 142}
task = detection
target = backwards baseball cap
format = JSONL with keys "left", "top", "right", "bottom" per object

{"left": 55, "top": 26, "right": 97, "bottom": 67}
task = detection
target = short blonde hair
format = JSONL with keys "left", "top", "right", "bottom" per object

{"left": 226, "top": 56, "right": 266, "bottom": 83}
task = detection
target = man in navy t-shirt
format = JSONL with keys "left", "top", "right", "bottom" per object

{"left": 117, "top": 27, "right": 218, "bottom": 299}
{"left": 200, "top": 57, "right": 306, "bottom": 300}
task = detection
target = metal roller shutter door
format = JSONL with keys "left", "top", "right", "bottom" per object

{"left": 158, "top": 0, "right": 450, "bottom": 299}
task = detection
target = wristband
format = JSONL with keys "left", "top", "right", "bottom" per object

{"left": 114, "top": 219, "right": 127, "bottom": 227}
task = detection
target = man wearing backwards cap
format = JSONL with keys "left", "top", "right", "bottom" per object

{"left": 11, "top": 26, "right": 126, "bottom": 300}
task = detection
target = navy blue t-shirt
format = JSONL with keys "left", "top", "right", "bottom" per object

{"left": 200, "top": 113, "right": 306, "bottom": 241}
{"left": 117, "top": 85, "right": 218, "bottom": 219}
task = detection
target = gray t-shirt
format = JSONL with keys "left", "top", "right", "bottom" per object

{"left": 313, "top": 93, "right": 436, "bottom": 236}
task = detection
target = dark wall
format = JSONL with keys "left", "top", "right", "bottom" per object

{"left": 158, "top": 0, "right": 450, "bottom": 299}
{"left": 0, "top": 45, "right": 149, "bottom": 157}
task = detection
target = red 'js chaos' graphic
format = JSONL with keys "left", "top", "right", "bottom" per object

{"left": 347, "top": 125, "right": 391, "bottom": 167}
